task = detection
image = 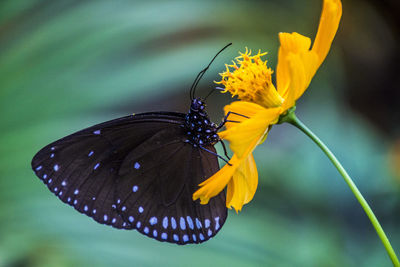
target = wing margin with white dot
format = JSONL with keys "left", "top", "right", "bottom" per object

{"left": 115, "top": 126, "right": 227, "bottom": 244}
{"left": 31, "top": 112, "right": 227, "bottom": 244}
{"left": 32, "top": 112, "right": 190, "bottom": 229}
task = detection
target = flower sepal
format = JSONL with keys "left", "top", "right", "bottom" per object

{"left": 277, "top": 106, "right": 297, "bottom": 124}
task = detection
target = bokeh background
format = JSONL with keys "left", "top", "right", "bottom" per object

{"left": 1, "top": 0, "right": 400, "bottom": 266}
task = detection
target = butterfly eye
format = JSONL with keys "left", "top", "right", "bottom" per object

{"left": 191, "top": 100, "right": 200, "bottom": 110}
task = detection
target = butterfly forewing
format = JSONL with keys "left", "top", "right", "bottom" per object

{"left": 31, "top": 112, "right": 227, "bottom": 244}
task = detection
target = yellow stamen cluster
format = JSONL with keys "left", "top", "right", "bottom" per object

{"left": 216, "top": 48, "right": 284, "bottom": 108}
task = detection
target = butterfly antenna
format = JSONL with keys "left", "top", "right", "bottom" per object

{"left": 205, "top": 86, "right": 226, "bottom": 99}
{"left": 204, "top": 86, "right": 224, "bottom": 100}
{"left": 189, "top": 43, "right": 232, "bottom": 100}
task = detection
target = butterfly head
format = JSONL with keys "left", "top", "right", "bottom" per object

{"left": 190, "top": 98, "right": 206, "bottom": 112}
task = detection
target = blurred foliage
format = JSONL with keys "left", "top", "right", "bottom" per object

{"left": 1, "top": 0, "right": 400, "bottom": 266}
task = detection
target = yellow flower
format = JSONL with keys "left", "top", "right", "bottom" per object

{"left": 193, "top": 0, "right": 342, "bottom": 212}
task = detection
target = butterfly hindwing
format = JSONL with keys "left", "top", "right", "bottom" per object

{"left": 115, "top": 126, "right": 227, "bottom": 244}
{"left": 31, "top": 112, "right": 227, "bottom": 244}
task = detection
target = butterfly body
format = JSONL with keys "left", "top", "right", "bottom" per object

{"left": 184, "top": 98, "right": 219, "bottom": 146}
{"left": 32, "top": 98, "right": 227, "bottom": 245}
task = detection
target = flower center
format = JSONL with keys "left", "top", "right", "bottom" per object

{"left": 216, "top": 48, "right": 284, "bottom": 108}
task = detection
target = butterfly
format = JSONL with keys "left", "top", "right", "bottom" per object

{"left": 31, "top": 45, "right": 233, "bottom": 245}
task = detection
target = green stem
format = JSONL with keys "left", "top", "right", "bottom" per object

{"left": 282, "top": 110, "right": 399, "bottom": 266}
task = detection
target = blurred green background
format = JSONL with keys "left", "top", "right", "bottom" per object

{"left": 1, "top": 0, "right": 400, "bottom": 266}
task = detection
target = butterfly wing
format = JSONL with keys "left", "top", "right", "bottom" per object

{"left": 115, "top": 125, "right": 226, "bottom": 244}
{"left": 31, "top": 112, "right": 227, "bottom": 244}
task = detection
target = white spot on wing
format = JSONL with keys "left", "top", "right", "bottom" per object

{"left": 173, "top": 234, "right": 179, "bottom": 242}
{"left": 53, "top": 164, "right": 59, "bottom": 171}
{"left": 88, "top": 151, "right": 94, "bottom": 157}
{"left": 171, "top": 217, "right": 177, "bottom": 229}
{"left": 132, "top": 185, "right": 138, "bottom": 192}
{"left": 93, "top": 130, "right": 101, "bottom": 135}
{"left": 138, "top": 206, "right": 144, "bottom": 213}
{"left": 149, "top": 217, "right": 158, "bottom": 225}
{"left": 186, "top": 216, "right": 194, "bottom": 229}
{"left": 195, "top": 218, "right": 202, "bottom": 229}
{"left": 215, "top": 217, "right": 220, "bottom": 231}
{"left": 93, "top": 163, "right": 100, "bottom": 170}
{"left": 199, "top": 233, "right": 205, "bottom": 241}
{"left": 163, "top": 217, "right": 168, "bottom": 229}
{"left": 134, "top": 162, "right": 140, "bottom": 169}
{"left": 180, "top": 217, "right": 186, "bottom": 230}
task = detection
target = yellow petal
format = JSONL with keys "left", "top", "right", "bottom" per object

{"left": 276, "top": 32, "right": 311, "bottom": 100}
{"left": 286, "top": 53, "right": 306, "bottom": 106}
{"left": 312, "top": 0, "right": 342, "bottom": 69}
{"left": 226, "top": 154, "right": 258, "bottom": 212}
{"left": 220, "top": 107, "right": 281, "bottom": 158}
{"left": 193, "top": 155, "right": 240, "bottom": 204}
{"left": 277, "top": 0, "right": 341, "bottom": 110}
{"left": 222, "top": 101, "right": 268, "bottom": 130}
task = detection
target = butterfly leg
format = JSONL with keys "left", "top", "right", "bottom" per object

{"left": 219, "top": 140, "right": 230, "bottom": 161}
{"left": 217, "top": 111, "right": 249, "bottom": 129}
{"left": 199, "top": 145, "right": 232, "bottom": 166}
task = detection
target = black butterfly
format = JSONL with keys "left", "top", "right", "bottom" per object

{"left": 31, "top": 45, "right": 233, "bottom": 245}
